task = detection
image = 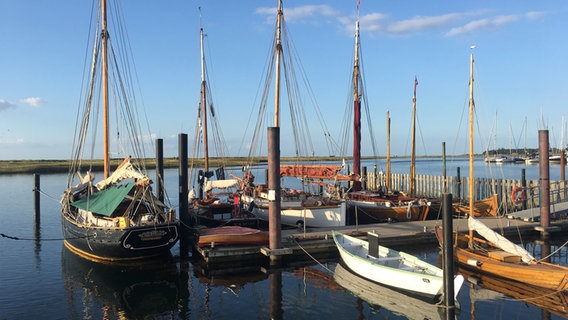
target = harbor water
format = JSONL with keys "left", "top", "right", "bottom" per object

{"left": 1, "top": 158, "right": 568, "bottom": 319}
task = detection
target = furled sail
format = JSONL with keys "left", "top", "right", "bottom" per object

{"left": 468, "top": 216, "right": 535, "bottom": 263}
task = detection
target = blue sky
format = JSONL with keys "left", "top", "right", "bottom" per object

{"left": 1, "top": 0, "right": 567, "bottom": 160}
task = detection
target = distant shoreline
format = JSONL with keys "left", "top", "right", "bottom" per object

{"left": 0, "top": 155, "right": 472, "bottom": 175}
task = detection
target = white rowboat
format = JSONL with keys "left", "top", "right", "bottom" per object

{"left": 332, "top": 230, "right": 464, "bottom": 300}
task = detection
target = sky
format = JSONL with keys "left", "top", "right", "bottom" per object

{"left": 1, "top": 0, "right": 567, "bottom": 160}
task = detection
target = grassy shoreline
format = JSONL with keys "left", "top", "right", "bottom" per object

{"left": 0, "top": 155, "right": 468, "bottom": 175}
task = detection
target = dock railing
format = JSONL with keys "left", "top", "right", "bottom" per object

{"left": 364, "top": 171, "right": 568, "bottom": 215}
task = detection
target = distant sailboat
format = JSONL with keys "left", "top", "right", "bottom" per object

{"left": 344, "top": 3, "right": 430, "bottom": 223}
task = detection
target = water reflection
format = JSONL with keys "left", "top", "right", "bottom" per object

{"left": 61, "top": 246, "right": 180, "bottom": 319}
{"left": 459, "top": 266, "right": 568, "bottom": 319}
{"left": 333, "top": 263, "right": 446, "bottom": 320}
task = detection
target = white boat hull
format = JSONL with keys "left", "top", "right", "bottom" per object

{"left": 333, "top": 231, "right": 463, "bottom": 299}
{"left": 242, "top": 195, "right": 346, "bottom": 228}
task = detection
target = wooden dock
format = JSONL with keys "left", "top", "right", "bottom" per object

{"left": 193, "top": 215, "right": 568, "bottom": 269}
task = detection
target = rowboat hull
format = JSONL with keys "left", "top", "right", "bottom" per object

{"left": 333, "top": 231, "right": 463, "bottom": 299}
{"left": 197, "top": 226, "right": 269, "bottom": 248}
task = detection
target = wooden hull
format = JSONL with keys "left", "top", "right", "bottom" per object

{"left": 62, "top": 215, "right": 179, "bottom": 262}
{"left": 347, "top": 200, "right": 429, "bottom": 223}
{"left": 197, "top": 226, "right": 269, "bottom": 248}
{"left": 191, "top": 202, "right": 262, "bottom": 229}
{"left": 439, "top": 230, "right": 568, "bottom": 291}
{"left": 452, "top": 194, "right": 499, "bottom": 217}
{"left": 333, "top": 231, "right": 462, "bottom": 299}
{"left": 347, "top": 191, "right": 430, "bottom": 222}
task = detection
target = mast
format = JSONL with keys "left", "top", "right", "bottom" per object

{"left": 468, "top": 46, "right": 476, "bottom": 246}
{"left": 410, "top": 77, "right": 417, "bottom": 195}
{"left": 386, "top": 111, "right": 391, "bottom": 190}
{"left": 273, "top": 0, "right": 283, "bottom": 127}
{"left": 200, "top": 10, "right": 209, "bottom": 174}
{"left": 351, "top": 3, "right": 362, "bottom": 191}
{"left": 101, "top": 0, "right": 110, "bottom": 179}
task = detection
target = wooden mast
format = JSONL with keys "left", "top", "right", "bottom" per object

{"left": 410, "top": 77, "right": 417, "bottom": 195}
{"left": 273, "top": 0, "right": 282, "bottom": 127}
{"left": 200, "top": 10, "right": 209, "bottom": 175}
{"left": 352, "top": 11, "right": 362, "bottom": 191}
{"left": 386, "top": 111, "right": 391, "bottom": 190}
{"left": 101, "top": 0, "right": 110, "bottom": 179}
{"left": 468, "top": 47, "right": 476, "bottom": 246}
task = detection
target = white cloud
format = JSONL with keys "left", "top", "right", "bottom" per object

{"left": 256, "top": 5, "right": 339, "bottom": 24}
{"left": 445, "top": 12, "right": 542, "bottom": 37}
{"left": 0, "top": 99, "right": 17, "bottom": 112}
{"left": 387, "top": 13, "right": 467, "bottom": 34}
{"left": 20, "top": 97, "right": 44, "bottom": 107}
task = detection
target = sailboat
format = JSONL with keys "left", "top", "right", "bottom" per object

{"left": 238, "top": 0, "right": 348, "bottom": 228}
{"left": 437, "top": 47, "right": 568, "bottom": 291}
{"left": 344, "top": 4, "right": 430, "bottom": 223}
{"left": 188, "top": 11, "right": 260, "bottom": 228}
{"left": 60, "top": 0, "right": 179, "bottom": 261}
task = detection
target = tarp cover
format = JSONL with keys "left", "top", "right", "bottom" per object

{"left": 71, "top": 183, "right": 135, "bottom": 217}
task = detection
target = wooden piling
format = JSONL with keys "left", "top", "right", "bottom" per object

{"left": 442, "top": 193, "right": 456, "bottom": 315}
{"left": 33, "top": 173, "right": 40, "bottom": 224}
{"left": 539, "top": 130, "right": 551, "bottom": 231}
{"left": 178, "top": 133, "right": 189, "bottom": 256}
{"left": 268, "top": 127, "right": 282, "bottom": 266}
{"left": 156, "top": 138, "right": 164, "bottom": 203}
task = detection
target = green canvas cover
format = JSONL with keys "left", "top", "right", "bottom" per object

{"left": 71, "top": 183, "right": 135, "bottom": 217}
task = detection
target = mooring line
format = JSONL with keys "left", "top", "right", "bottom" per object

{"left": 291, "top": 237, "right": 333, "bottom": 274}
{"left": 0, "top": 233, "right": 90, "bottom": 241}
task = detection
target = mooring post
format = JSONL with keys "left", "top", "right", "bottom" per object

{"left": 442, "top": 193, "right": 456, "bottom": 317}
{"left": 33, "top": 173, "right": 40, "bottom": 225}
{"left": 268, "top": 127, "right": 282, "bottom": 266}
{"left": 521, "top": 168, "right": 527, "bottom": 210}
{"left": 442, "top": 142, "right": 447, "bottom": 193}
{"left": 456, "top": 167, "right": 461, "bottom": 200}
{"left": 561, "top": 149, "right": 566, "bottom": 181}
{"left": 362, "top": 166, "right": 367, "bottom": 190}
{"left": 156, "top": 138, "right": 164, "bottom": 203}
{"left": 538, "top": 130, "right": 551, "bottom": 236}
{"left": 178, "top": 133, "right": 190, "bottom": 256}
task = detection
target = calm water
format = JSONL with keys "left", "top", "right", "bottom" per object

{"left": 1, "top": 159, "right": 568, "bottom": 319}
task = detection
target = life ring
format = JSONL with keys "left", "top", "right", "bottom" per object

{"left": 511, "top": 187, "right": 526, "bottom": 204}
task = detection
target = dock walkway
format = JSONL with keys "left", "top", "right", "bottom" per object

{"left": 194, "top": 215, "right": 565, "bottom": 268}
{"left": 507, "top": 202, "right": 568, "bottom": 222}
